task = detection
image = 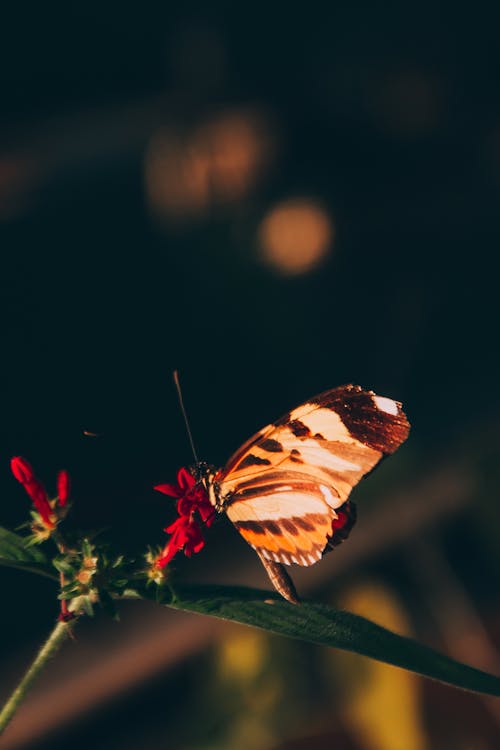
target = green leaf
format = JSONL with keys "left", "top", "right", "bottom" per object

{"left": 0, "top": 527, "right": 56, "bottom": 580}
{"left": 145, "top": 584, "right": 500, "bottom": 697}
{"left": 52, "top": 557, "right": 76, "bottom": 576}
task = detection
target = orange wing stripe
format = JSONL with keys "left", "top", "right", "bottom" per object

{"left": 236, "top": 513, "right": 332, "bottom": 556}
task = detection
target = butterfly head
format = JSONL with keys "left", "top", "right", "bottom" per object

{"left": 190, "top": 461, "right": 229, "bottom": 513}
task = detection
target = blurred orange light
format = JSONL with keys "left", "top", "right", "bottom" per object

{"left": 258, "top": 198, "right": 334, "bottom": 275}
{"left": 145, "top": 109, "right": 274, "bottom": 221}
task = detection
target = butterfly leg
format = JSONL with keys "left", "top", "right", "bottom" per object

{"left": 256, "top": 551, "right": 301, "bottom": 604}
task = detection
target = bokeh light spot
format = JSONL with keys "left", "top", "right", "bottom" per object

{"left": 258, "top": 198, "right": 334, "bottom": 276}
{"left": 145, "top": 109, "right": 274, "bottom": 222}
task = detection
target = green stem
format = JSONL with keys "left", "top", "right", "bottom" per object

{"left": 0, "top": 619, "right": 74, "bottom": 735}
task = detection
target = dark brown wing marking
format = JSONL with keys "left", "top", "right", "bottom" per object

{"left": 237, "top": 455, "right": 271, "bottom": 469}
{"left": 260, "top": 438, "right": 284, "bottom": 452}
{"left": 289, "top": 420, "right": 311, "bottom": 437}
{"left": 309, "top": 385, "right": 409, "bottom": 454}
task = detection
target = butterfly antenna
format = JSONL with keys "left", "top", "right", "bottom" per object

{"left": 173, "top": 370, "right": 199, "bottom": 464}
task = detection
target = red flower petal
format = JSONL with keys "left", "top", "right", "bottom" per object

{"left": 175, "top": 496, "right": 192, "bottom": 516}
{"left": 182, "top": 522, "right": 205, "bottom": 556}
{"left": 164, "top": 515, "right": 189, "bottom": 535}
{"left": 156, "top": 544, "right": 177, "bottom": 568}
{"left": 24, "top": 481, "right": 55, "bottom": 528}
{"left": 190, "top": 487, "right": 209, "bottom": 503}
{"left": 57, "top": 470, "right": 70, "bottom": 507}
{"left": 177, "top": 467, "right": 196, "bottom": 492}
{"left": 10, "top": 456, "right": 35, "bottom": 485}
{"left": 198, "top": 501, "right": 215, "bottom": 526}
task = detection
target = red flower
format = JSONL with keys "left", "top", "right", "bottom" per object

{"left": 57, "top": 470, "right": 71, "bottom": 506}
{"left": 154, "top": 467, "right": 215, "bottom": 527}
{"left": 10, "top": 456, "right": 55, "bottom": 529}
{"left": 154, "top": 466, "right": 215, "bottom": 568}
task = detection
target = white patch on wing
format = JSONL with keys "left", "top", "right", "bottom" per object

{"left": 227, "top": 491, "right": 329, "bottom": 522}
{"left": 372, "top": 395, "right": 399, "bottom": 415}
{"left": 319, "top": 484, "right": 337, "bottom": 505}
{"left": 296, "top": 408, "right": 354, "bottom": 441}
{"left": 282, "top": 439, "right": 361, "bottom": 472}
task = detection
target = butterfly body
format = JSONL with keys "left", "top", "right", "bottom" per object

{"left": 188, "top": 385, "right": 409, "bottom": 601}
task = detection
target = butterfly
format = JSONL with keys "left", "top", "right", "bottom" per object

{"left": 192, "top": 384, "right": 410, "bottom": 603}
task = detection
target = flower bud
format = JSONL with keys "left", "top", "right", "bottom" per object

{"left": 10, "top": 456, "right": 35, "bottom": 485}
{"left": 11, "top": 456, "right": 55, "bottom": 529}
{"left": 57, "top": 470, "right": 70, "bottom": 506}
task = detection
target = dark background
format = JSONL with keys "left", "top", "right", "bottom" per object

{"left": 1, "top": 3, "right": 500, "bottom": 749}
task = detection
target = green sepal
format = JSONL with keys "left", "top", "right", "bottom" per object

{"left": 52, "top": 557, "right": 76, "bottom": 576}
{"left": 81, "top": 538, "right": 94, "bottom": 558}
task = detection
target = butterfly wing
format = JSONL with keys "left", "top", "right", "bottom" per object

{"left": 218, "top": 384, "right": 409, "bottom": 566}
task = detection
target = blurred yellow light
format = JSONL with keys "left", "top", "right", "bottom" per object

{"left": 217, "top": 630, "right": 268, "bottom": 682}
{"left": 258, "top": 198, "right": 334, "bottom": 276}
{"left": 331, "top": 582, "right": 427, "bottom": 750}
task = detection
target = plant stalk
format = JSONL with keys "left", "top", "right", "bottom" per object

{"left": 0, "top": 619, "right": 73, "bottom": 735}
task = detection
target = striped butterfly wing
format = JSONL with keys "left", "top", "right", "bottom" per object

{"left": 217, "top": 384, "right": 410, "bottom": 567}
